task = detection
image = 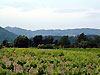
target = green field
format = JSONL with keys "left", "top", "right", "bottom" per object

{"left": 0, "top": 48, "right": 100, "bottom": 75}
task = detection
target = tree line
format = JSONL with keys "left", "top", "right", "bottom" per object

{"left": 0, "top": 33, "right": 100, "bottom": 49}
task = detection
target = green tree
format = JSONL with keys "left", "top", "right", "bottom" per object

{"left": 92, "top": 35, "right": 100, "bottom": 48}
{"left": 0, "top": 44, "right": 1, "bottom": 49}
{"left": 8, "top": 43, "right": 14, "bottom": 48}
{"left": 79, "top": 41, "right": 88, "bottom": 48}
{"left": 94, "top": 35, "right": 100, "bottom": 43}
{"left": 2, "top": 40, "right": 9, "bottom": 47}
{"left": 43, "top": 36, "right": 54, "bottom": 44}
{"left": 33, "top": 35, "right": 43, "bottom": 47}
{"left": 87, "top": 38, "right": 97, "bottom": 48}
{"left": 28, "top": 39, "right": 33, "bottom": 47}
{"left": 72, "top": 41, "right": 79, "bottom": 48}
{"left": 77, "top": 33, "right": 88, "bottom": 43}
{"left": 53, "top": 40, "right": 59, "bottom": 46}
{"left": 14, "top": 35, "right": 30, "bottom": 48}
{"left": 59, "top": 36, "right": 70, "bottom": 48}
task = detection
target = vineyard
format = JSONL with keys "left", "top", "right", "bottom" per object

{"left": 0, "top": 48, "right": 100, "bottom": 74}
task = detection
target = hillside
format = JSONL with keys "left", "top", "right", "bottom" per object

{"left": 5, "top": 26, "right": 34, "bottom": 38}
{"left": 5, "top": 26, "right": 100, "bottom": 38}
{"left": 0, "top": 27, "right": 17, "bottom": 42}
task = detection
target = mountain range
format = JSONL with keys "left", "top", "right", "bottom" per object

{"left": 1, "top": 26, "right": 100, "bottom": 43}
{"left": 0, "top": 27, "right": 17, "bottom": 42}
{"left": 5, "top": 26, "right": 100, "bottom": 38}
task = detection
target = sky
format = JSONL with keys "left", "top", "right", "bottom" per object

{"left": 0, "top": 0, "right": 100, "bottom": 30}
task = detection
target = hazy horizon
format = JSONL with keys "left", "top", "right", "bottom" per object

{"left": 3, "top": 26, "right": 100, "bottom": 31}
{"left": 0, "top": 0, "right": 100, "bottom": 30}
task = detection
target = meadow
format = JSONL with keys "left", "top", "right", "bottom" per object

{"left": 0, "top": 48, "right": 100, "bottom": 75}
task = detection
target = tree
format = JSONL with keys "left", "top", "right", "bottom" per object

{"left": 43, "top": 36, "right": 54, "bottom": 44}
{"left": 0, "top": 44, "right": 1, "bottom": 49}
{"left": 79, "top": 41, "right": 88, "bottom": 48}
{"left": 28, "top": 39, "right": 33, "bottom": 47}
{"left": 94, "top": 35, "right": 100, "bottom": 43}
{"left": 7, "top": 43, "right": 14, "bottom": 48}
{"left": 72, "top": 41, "right": 79, "bottom": 48}
{"left": 14, "top": 35, "right": 30, "bottom": 48}
{"left": 1, "top": 40, "right": 14, "bottom": 48}
{"left": 53, "top": 40, "right": 59, "bottom": 46}
{"left": 94, "top": 35, "right": 100, "bottom": 47}
{"left": 77, "top": 33, "right": 88, "bottom": 43}
{"left": 59, "top": 36, "right": 70, "bottom": 48}
{"left": 87, "top": 38, "right": 97, "bottom": 48}
{"left": 2, "top": 40, "right": 9, "bottom": 47}
{"left": 33, "top": 35, "right": 43, "bottom": 47}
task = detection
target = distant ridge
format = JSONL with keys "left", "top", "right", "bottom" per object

{"left": 5, "top": 26, "right": 100, "bottom": 38}
{"left": 5, "top": 26, "right": 34, "bottom": 38}
{"left": 0, "top": 27, "right": 17, "bottom": 42}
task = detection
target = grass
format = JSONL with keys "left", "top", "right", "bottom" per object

{"left": 0, "top": 48, "right": 100, "bottom": 74}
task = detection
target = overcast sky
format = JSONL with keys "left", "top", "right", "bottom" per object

{"left": 0, "top": 0, "right": 100, "bottom": 30}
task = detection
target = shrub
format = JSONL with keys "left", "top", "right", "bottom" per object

{"left": 49, "top": 60, "right": 54, "bottom": 64}
{"left": 40, "top": 60, "right": 47, "bottom": 64}
{"left": 0, "top": 70, "right": 7, "bottom": 75}
{"left": 37, "top": 67, "right": 45, "bottom": 75}
{"left": 9, "top": 58, "right": 14, "bottom": 61}
{"left": 44, "top": 44, "right": 54, "bottom": 49}
{"left": 30, "top": 52, "right": 35, "bottom": 57}
{"left": 42, "top": 64, "right": 47, "bottom": 70}
{"left": 1, "top": 63, "right": 6, "bottom": 69}
{"left": 7, "top": 62, "right": 14, "bottom": 71}
{"left": 1, "top": 46, "right": 6, "bottom": 48}
{"left": 56, "top": 60, "right": 60, "bottom": 64}
{"left": 38, "top": 44, "right": 45, "bottom": 49}
{"left": 17, "top": 60, "right": 26, "bottom": 67}
{"left": 0, "top": 55, "right": 3, "bottom": 59}
{"left": 38, "top": 44, "right": 54, "bottom": 49}
{"left": 59, "top": 52, "right": 64, "bottom": 57}
{"left": 16, "top": 72, "right": 24, "bottom": 75}
{"left": 30, "top": 62, "right": 37, "bottom": 68}
{"left": 97, "top": 54, "right": 100, "bottom": 57}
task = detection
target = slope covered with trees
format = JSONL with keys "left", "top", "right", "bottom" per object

{"left": 0, "top": 27, "right": 17, "bottom": 42}
{"left": 5, "top": 26, "right": 100, "bottom": 37}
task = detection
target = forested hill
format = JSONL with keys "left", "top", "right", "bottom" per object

{"left": 0, "top": 27, "right": 17, "bottom": 42}
{"left": 5, "top": 26, "right": 100, "bottom": 38}
{"left": 5, "top": 26, "right": 34, "bottom": 38}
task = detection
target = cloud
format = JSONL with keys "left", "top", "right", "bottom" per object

{"left": 0, "top": 6, "right": 100, "bottom": 30}
{"left": 1, "top": 0, "right": 100, "bottom": 11}
{"left": 55, "top": 8, "right": 88, "bottom": 13}
{"left": 0, "top": 7, "right": 87, "bottom": 20}
{"left": 0, "top": 7, "right": 87, "bottom": 29}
